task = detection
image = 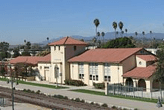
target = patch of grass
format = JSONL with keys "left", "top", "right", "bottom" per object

{"left": 0, "top": 77, "right": 68, "bottom": 89}
{"left": 71, "top": 89, "right": 105, "bottom": 95}
{"left": 70, "top": 89, "right": 162, "bottom": 104}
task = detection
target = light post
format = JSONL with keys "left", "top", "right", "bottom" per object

{"left": 7, "top": 64, "right": 18, "bottom": 110}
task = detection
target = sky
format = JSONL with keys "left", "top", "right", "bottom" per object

{"left": 0, "top": 0, "right": 164, "bottom": 45}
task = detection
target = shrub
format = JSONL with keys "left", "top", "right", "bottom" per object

{"left": 23, "top": 89, "right": 27, "bottom": 92}
{"left": 81, "top": 99, "right": 85, "bottom": 103}
{"left": 93, "top": 82, "right": 105, "bottom": 89}
{"left": 112, "top": 106, "right": 117, "bottom": 109}
{"left": 36, "top": 90, "right": 41, "bottom": 94}
{"left": 75, "top": 98, "right": 81, "bottom": 102}
{"left": 31, "top": 90, "right": 35, "bottom": 93}
{"left": 101, "top": 103, "right": 108, "bottom": 107}
{"left": 56, "top": 95, "right": 64, "bottom": 99}
{"left": 64, "top": 79, "right": 86, "bottom": 86}
{"left": 64, "top": 96, "right": 68, "bottom": 99}
{"left": 27, "top": 89, "right": 31, "bottom": 92}
{"left": 90, "top": 102, "right": 94, "bottom": 105}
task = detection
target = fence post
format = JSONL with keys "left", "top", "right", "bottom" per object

{"left": 150, "top": 90, "right": 152, "bottom": 100}
{"left": 133, "top": 87, "right": 135, "bottom": 98}
{"left": 113, "top": 85, "right": 114, "bottom": 95}
{"left": 105, "top": 82, "right": 108, "bottom": 95}
{"left": 142, "top": 87, "right": 143, "bottom": 98}
{"left": 125, "top": 86, "right": 126, "bottom": 97}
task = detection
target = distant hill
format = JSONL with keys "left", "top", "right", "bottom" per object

{"left": 38, "top": 32, "right": 164, "bottom": 45}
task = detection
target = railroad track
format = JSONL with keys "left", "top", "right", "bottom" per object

{"left": 0, "top": 86, "right": 110, "bottom": 110}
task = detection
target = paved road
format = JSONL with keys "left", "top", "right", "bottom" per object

{"left": 0, "top": 81, "right": 163, "bottom": 110}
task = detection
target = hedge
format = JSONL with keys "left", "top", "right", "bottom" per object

{"left": 93, "top": 82, "right": 105, "bottom": 89}
{"left": 64, "top": 79, "right": 86, "bottom": 86}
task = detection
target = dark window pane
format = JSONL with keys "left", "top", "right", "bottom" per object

{"left": 79, "top": 74, "right": 81, "bottom": 79}
{"left": 82, "top": 74, "right": 84, "bottom": 79}
{"left": 96, "top": 75, "right": 98, "bottom": 81}
{"left": 93, "top": 76, "right": 95, "bottom": 80}
{"left": 90, "top": 75, "right": 92, "bottom": 80}
{"left": 108, "top": 76, "right": 111, "bottom": 82}
{"left": 104, "top": 76, "right": 107, "bottom": 81}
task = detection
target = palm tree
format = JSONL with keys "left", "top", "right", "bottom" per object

{"left": 97, "top": 32, "right": 100, "bottom": 39}
{"left": 125, "top": 29, "right": 128, "bottom": 36}
{"left": 118, "top": 21, "right": 124, "bottom": 37}
{"left": 142, "top": 31, "right": 145, "bottom": 46}
{"left": 92, "top": 37, "right": 97, "bottom": 44}
{"left": 121, "top": 31, "right": 124, "bottom": 36}
{"left": 94, "top": 19, "right": 100, "bottom": 37}
{"left": 47, "top": 37, "right": 49, "bottom": 41}
{"left": 112, "top": 21, "right": 117, "bottom": 38}
{"left": 24, "top": 40, "right": 26, "bottom": 44}
{"left": 150, "top": 31, "right": 153, "bottom": 47}
{"left": 24, "top": 40, "right": 26, "bottom": 50}
{"left": 101, "top": 32, "right": 105, "bottom": 44}
{"left": 135, "top": 32, "right": 138, "bottom": 38}
{"left": 116, "top": 31, "right": 118, "bottom": 38}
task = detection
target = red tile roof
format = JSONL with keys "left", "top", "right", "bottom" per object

{"left": 48, "top": 37, "right": 87, "bottom": 46}
{"left": 10, "top": 56, "right": 43, "bottom": 65}
{"left": 136, "top": 55, "right": 157, "bottom": 62}
{"left": 68, "top": 48, "right": 142, "bottom": 63}
{"left": 123, "top": 65, "right": 156, "bottom": 79}
{"left": 38, "top": 54, "right": 51, "bottom": 63}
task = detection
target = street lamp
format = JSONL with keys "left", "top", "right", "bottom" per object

{"left": 7, "top": 64, "right": 19, "bottom": 110}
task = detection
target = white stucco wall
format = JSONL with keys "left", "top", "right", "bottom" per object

{"left": 70, "top": 62, "right": 124, "bottom": 86}
{"left": 136, "top": 56, "right": 147, "bottom": 67}
{"left": 38, "top": 63, "right": 51, "bottom": 81}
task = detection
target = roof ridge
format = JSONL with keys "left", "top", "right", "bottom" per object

{"left": 64, "top": 36, "right": 69, "bottom": 45}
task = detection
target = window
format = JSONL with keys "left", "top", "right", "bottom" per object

{"left": 78, "top": 63, "right": 84, "bottom": 79}
{"left": 104, "top": 63, "right": 111, "bottom": 82}
{"left": 89, "top": 63, "right": 98, "bottom": 81}
{"left": 44, "top": 66, "right": 49, "bottom": 69}
{"left": 140, "top": 50, "right": 144, "bottom": 54}
{"left": 139, "top": 61, "right": 142, "bottom": 65}
{"left": 74, "top": 46, "right": 76, "bottom": 51}
{"left": 58, "top": 46, "right": 60, "bottom": 50}
{"left": 54, "top": 46, "right": 56, "bottom": 51}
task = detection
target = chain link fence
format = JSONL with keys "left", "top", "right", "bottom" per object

{"left": 106, "top": 84, "right": 164, "bottom": 100}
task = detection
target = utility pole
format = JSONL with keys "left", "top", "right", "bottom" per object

{"left": 7, "top": 64, "right": 19, "bottom": 110}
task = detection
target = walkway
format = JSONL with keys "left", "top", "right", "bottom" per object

{"left": 0, "top": 81, "right": 163, "bottom": 110}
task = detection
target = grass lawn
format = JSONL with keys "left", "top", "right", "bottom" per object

{"left": 0, "top": 77, "right": 68, "bottom": 89}
{"left": 70, "top": 89, "right": 162, "bottom": 104}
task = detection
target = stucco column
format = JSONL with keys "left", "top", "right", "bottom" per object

{"left": 146, "top": 80, "right": 152, "bottom": 92}
{"left": 98, "top": 64, "right": 104, "bottom": 82}
{"left": 84, "top": 63, "right": 89, "bottom": 85}
{"left": 133, "top": 79, "right": 138, "bottom": 87}
{"left": 123, "top": 78, "right": 126, "bottom": 86}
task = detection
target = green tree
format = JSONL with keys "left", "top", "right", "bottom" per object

{"left": 22, "top": 51, "right": 31, "bottom": 56}
{"left": 26, "top": 41, "right": 31, "bottom": 50}
{"left": 13, "top": 48, "right": 20, "bottom": 58}
{"left": 112, "top": 21, "right": 117, "bottom": 38}
{"left": 102, "top": 37, "right": 135, "bottom": 48}
{"left": 0, "top": 42, "right": 9, "bottom": 52}
{"left": 94, "top": 18, "right": 100, "bottom": 37}
{"left": 154, "top": 43, "right": 164, "bottom": 90}
{"left": 36, "top": 50, "right": 50, "bottom": 56}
